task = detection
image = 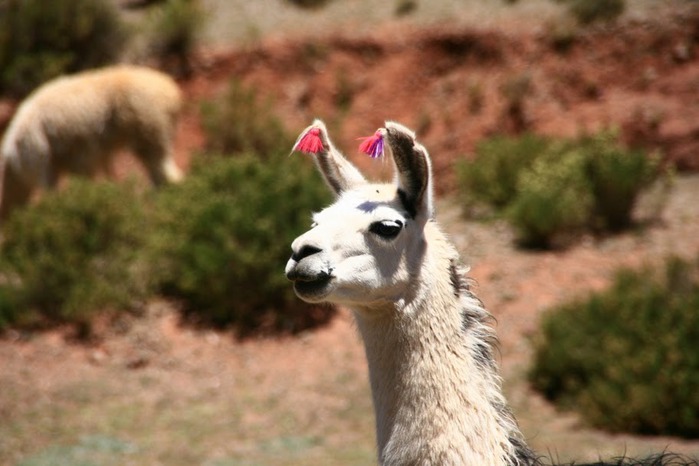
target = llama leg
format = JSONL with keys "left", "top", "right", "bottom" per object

{"left": 0, "top": 164, "right": 34, "bottom": 222}
{"left": 145, "top": 154, "right": 183, "bottom": 185}
{"left": 162, "top": 157, "right": 183, "bottom": 184}
{"left": 133, "top": 137, "right": 183, "bottom": 186}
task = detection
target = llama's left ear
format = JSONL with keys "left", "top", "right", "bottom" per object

{"left": 383, "top": 121, "right": 434, "bottom": 221}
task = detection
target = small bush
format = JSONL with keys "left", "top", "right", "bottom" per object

{"left": 284, "top": 0, "right": 333, "bottom": 9}
{"left": 456, "top": 130, "right": 663, "bottom": 247}
{"left": 200, "top": 78, "right": 291, "bottom": 156}
{"left": 0, "top": 180, "right": 151, "bottom": 331}
{"left": 395, "top": 0, "right": 418, "bottom": 17}
{"left": 0, "top": 286, "right": 23, "bottom": 330}
{"left": 530, "top": 255, "right": 699, "bottom": 436}
{"left": 580, "top": 131, "right": 660, "bottom": 231}
{"left": 149, "top": 151, "right": 333, "bottom": 334}
{"left": 506, "top": 147, "right": 592, "bottom": 248}
{"left": 467, "top": 80, "right": 485, "bottom": 115}
{"left": 546, "top": 17, "right": 578, "bottom": 53}
{"left": 560, "top": 0, "right": 625, "bottom": 25}
{"left": 0, "top": 0, "right": 128, "bottom": 97}
{"left": 500, "top": 73, "right": 533, "bottom": 133}
{"left": 456, "top": 133, "right": 550, "bottom": 212}
{"left": 147, "top": 0, "right": 205, "bottom": 77}
{"left": 334, "top": 68, "right": 355, "bottom": 113}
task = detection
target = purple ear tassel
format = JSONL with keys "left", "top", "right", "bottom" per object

{"left": 358, "top": 130, "right": 384, "bottom": 158}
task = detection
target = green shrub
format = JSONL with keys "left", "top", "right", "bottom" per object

{"left": 0, "top": 285, "right": 23, "bottom": 330}
{"left": 334, "top": 68, "right": 355, "bottom": 113}
{"left": 456, "top": 133, "right": 550, "bottom": 212}
{"left": 0, "top": 0, "right": 128, "bottom": 97}
{"left": 467, "top": 80, "right": 485, "bottom": 115}
{"left": 456, "top": 131, "right": 663, "bottom": 248}
{"left": 147, "top": 0, "right": 205, "bottom": 77}
{"left": 149, "top": 151, "right": 333, "bottom": 334}
{"left": 499, "top": 73, "right": 533, "bottom": 133}
{"left": 530, "top": 255, "right": 699, "bottom": 436}
{"left": 395, "top": 0, "right": 418, "bottom": 16}
{"left": 561, "top": 0, "right": 625, "bottom": 25}
{"left": 580, "top": 131, "right": 661, "bottom": 231}
{"left": 0, "top": 180, "right": 151, "bottom": 332}
{"left": 200, "top": 78, "right": 291, "bottom": 156}
{"left": 506, "top": 147, "right": 592, "bottom": 248}
{"left": 546, "top": 17, "right": 578, "bottom": 53}
{"left": 284, "top": 0, "right": 333, "bottom": 9}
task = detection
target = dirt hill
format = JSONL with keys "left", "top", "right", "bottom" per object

{"left": 177, "top": 4, "right": 699, "bottom": 191}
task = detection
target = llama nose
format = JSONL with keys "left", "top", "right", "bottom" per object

{"left": 291, "top": 244, "right": 322, "bottom": 263}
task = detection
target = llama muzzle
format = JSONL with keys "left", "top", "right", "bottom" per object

{"left": 285, "top": 247, "right": 334, "bottom": 302}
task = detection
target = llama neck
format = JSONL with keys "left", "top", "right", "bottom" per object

{"left": 352, "top": 229, "right": 534, "bottom": 466}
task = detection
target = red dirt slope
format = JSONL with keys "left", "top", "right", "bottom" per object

{"left": 179, "top": 6, "right": 699, "bottom": 193}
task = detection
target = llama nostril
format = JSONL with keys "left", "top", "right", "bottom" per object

{"left": 292, "top": 245, "right": 322, "bottom": 262}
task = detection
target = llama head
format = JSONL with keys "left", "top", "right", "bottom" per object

{"left": 285, "top": 119, "right": 434, "bottom": 309}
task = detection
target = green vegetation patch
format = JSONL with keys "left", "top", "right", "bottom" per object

{"left": 0, "top": 0, "right": 128, "bottom": 97}
{"left": 146, "top": 0, "right": 206, "bottom": 77}
{"left": 561, "top": 0, "right": 625, "bottom": 25}
{"left": 530, "top": 255, "right": 699, "bottom": 436}
{"left": 456, "top": 130, "right": 663, "bottom": 248}
{"left": 0, "top": 179, "right": 151, "bottom": 332}
{"left": 201, "top": 78, "right": 290, "bottom": 157}
{"left": 149, "top": 152, "right": 333, "bottom": 334}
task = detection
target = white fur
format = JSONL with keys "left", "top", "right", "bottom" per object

{"left": 286, "top": 121, "right": 529, "bottom": 465}
{"left": 0, "top": 65, "right": 183, "bottom": 219}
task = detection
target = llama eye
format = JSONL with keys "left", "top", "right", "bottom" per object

{"left": 369, "top": 220, "right": 403, "bottom": 239}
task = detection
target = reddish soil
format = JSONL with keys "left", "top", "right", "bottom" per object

{"left": 176, "top": 5, "right": 699, "bottom": 191}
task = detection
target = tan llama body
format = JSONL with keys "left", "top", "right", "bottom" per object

{"left": 0, "top": 65, "right": 183, "bottom": 219}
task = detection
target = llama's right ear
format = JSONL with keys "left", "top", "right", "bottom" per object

{"left": 292, "top": 119, "right": 366, "bottom": 196}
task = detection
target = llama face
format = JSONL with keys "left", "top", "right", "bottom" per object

{"left": 286, "top": 183, "right": 425, "bottom": 306}
{"left": 285, "top": 120, "right": 432, "bottom": 309}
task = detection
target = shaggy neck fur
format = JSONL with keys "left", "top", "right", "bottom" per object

{"left": 351, "top": 221, "right": 535, "bottom": 466}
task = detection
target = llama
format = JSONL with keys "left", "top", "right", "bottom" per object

{"left": 285, "top": 120, "right": 696, "bottom": 466}
{"left": 0, "top": 65, "right": 184, "bottom": 220}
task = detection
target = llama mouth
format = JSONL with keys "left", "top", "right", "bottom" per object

{"left": 292, "top": 273, "right": 333, "bottom": 300}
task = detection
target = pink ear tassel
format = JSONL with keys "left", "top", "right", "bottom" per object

{"left": 358, "top": 130, "right": 384, "bottom": 159}
{"left": 293, "top": 127, "right": 325, "bottom": 155}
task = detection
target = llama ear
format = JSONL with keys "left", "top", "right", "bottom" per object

{"left": 383, "top": 121, "right": 434, "bottom": 220}
{"left": 292, "top": 119, "right": 366, "bottom": 196}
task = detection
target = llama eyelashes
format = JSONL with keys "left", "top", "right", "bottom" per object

{"left": 368, "top": 220, "right": 404, "bottom": 239}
